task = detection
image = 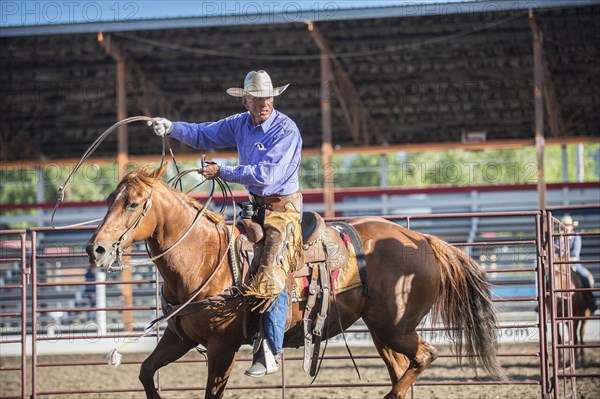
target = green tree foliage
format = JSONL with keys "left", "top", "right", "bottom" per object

{"left": 325, "top": 144, "right": 599, "bottom": 188}
{"left": 299, "top": 155, "right": 330, "bottom": 189}
{"left": 1, "top": 144, "right": 598, "bottom": 209}
{"left": 1, "top": 169, "right": 37, "bottom": 205}
{"left": 0, "top": 169, "right": 38, "bottom": 228}
{"left": 545, "top": 144, "right": 600, "bottom": 183}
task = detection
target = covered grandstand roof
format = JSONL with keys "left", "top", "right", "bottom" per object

{"left": 1, "top": 0, "right": 599, "bottom": 162}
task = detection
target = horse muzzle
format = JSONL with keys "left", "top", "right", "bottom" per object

{"left": 86, "top": 241, "right": 118, "bottom": 271}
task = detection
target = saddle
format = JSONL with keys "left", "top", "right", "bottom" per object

{"left": 234, "top": 211, "right": 350, "bottom": 375}
{"left": 234, "top": 211, "right": 350, "bottom": 285}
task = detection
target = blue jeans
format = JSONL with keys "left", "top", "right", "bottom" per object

{"left": 263, "top": 288, "right": 287, "bottom": 354}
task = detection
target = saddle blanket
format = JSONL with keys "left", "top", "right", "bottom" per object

{"left": 292, "top": 224, "right": 365, "bottom": 302}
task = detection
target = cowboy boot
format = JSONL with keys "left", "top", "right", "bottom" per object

{"left": 244, "top": 224, "right": 293, "bottom": 309}
{"left": 245, "top": 338, "right": 281, "bottom": 377}
{"left": 245, "top": 347, "right": 268, "bottom": 377}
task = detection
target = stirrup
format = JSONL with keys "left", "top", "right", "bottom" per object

{"left": 244, "top": 338, "right": 280, "bottom": 378}
{"left": 262, "top": 338, "right": 280, "bottom": 374}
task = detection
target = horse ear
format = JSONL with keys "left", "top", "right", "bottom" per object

{"left": 152, "top": 162, "right": 169, "bottom": 180}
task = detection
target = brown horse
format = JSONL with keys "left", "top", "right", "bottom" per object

{"left": 548, "top": 263, "right": 593, "bottom": 363}
{"left": 86, "top": 164, "right": 504, "bottom": 399}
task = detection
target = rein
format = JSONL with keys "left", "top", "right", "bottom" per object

{"left": 107, "top": 220, "right": 239, "bottom": 366}
{"left": 106, "top": 177, "right": 218, "bottom": 272}
{"left": 103, "top": 169, "right": 239, "bottom": 365}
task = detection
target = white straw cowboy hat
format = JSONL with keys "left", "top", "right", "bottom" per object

{"left": 561, "top": 215, "right": 579, "bottom": 227}
{"left": 226, "top": 70, "right": 290, "bottom": 98}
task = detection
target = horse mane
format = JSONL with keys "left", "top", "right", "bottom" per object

{"left": 121, "top": 167, "right": 163, "bottom": 190}
{"left": 121, "top": 166, "right": 225, "bottom": 225}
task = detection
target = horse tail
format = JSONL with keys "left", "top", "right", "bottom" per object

{"left": 424, "top": 234, "right": 506, "bottom": 379}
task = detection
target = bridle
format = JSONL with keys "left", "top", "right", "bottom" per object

{"left": 105, "top": 188, "right": 154, "bottom": 272}
{"left": 104, "top": 177, "right": 226, "bottom": 273}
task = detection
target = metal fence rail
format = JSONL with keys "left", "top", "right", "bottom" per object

{"left": 0, "top": 229, "right": 28, "bottom": 399}
{"left": 0, "top": 206, "right": 598, "bottom": 398}
{"left": 545, "top": 207, "right": 600, "bottom": 399}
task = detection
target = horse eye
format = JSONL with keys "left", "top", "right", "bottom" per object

{"left": 128, "top": 202, "right": 140, "bottom": 210}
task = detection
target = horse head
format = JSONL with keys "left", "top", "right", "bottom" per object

{"left": 86, "top": 163, "right": 168, "bottom": 272}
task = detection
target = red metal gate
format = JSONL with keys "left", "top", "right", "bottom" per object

{"left": 544, "top": 207, "right": 600, "bottom": 399}
{"left": 28, "top": 226, "right": 163, "bottom": 398}
{"left": 1, "top": 207, "right": 597, "bottom": 398}
{"left": 0, "top": 229, "right": 28, "bottom": 399}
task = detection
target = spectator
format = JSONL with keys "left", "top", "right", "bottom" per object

{"left": 83, "top": 264, "right": 97, "bottom": 321}
{"left": 559, "top": 215, "right": 596, "bottom": 313}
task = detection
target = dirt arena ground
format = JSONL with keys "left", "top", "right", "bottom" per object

{"left": 1, "top": 343, "right": 599, "bottom": 398}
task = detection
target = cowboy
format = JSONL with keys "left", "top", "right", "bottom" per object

{"left": 150, "top": 70, "right": 303, "bottom": 377}
{"left": 558, "top": 215, "right": 597, "bottom": 313}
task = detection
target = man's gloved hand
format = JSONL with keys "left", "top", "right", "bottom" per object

{"left": 147, "top": 117, "right": 173, "bottom": 136}
{"left": 200, "top": 163, "right": 221, "bottom": 180}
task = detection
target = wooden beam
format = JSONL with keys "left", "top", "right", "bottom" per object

{"left": 116, "top": 52, "right": 128, "bottom": 179}
{"left": 128, "top": 61, "right": 181, "bottom": 120}
{"left": 529, "top": 10, "right": 547, "bottom": 209}
{"left": 330, "top": 81, "right": 357, "bottom": 139}
{"left": 307, "top": 21, "right": 381, "bottom": 146}
{"left": 98, "top": 33, "right": 128, "bottom": 179}
{"left": 309, "top": 21, "right": 335, "bottom": 218}
{"left": 98, "top": 32, "right": 133, "bottom": 331}
{"left": 542, "top": 58, "right": 564, "bottom": 138}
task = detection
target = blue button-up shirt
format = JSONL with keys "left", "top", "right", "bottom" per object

{"left": 170, "top": 110, "right": 302, "bottom": 196}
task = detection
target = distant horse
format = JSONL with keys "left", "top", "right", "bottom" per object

{"left": 86, "top": 164, "right": 504, "bottom": 399}
{"left": 548, "top": 263, "right": 593, "bottom": 363}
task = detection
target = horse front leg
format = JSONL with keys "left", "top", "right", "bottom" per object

{"left": 139, "top": 327, "right": 197, "bottom": 399}
{"left": 204, "top": 338, "right": 240, "bottom": 399}
{"left": 574, "top": 319, "right": 585, "bottom": 366}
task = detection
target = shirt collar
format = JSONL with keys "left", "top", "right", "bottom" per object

{"left": 246, "top": 109, "right": 278, "bottom": 133}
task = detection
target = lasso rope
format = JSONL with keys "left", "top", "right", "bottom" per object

{"left": 47, "top": 116, "right": 239, "bottom": 366}
{"left": 50, "top": 116, "right": 157, "bottom": 228}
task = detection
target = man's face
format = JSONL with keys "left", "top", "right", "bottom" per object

{"left": 243, "top": 95, "right": 274, "bottom": 125}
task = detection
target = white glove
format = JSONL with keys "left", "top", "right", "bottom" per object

{"left": 148, "top": 117, "right": 173, "bottom": 136}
